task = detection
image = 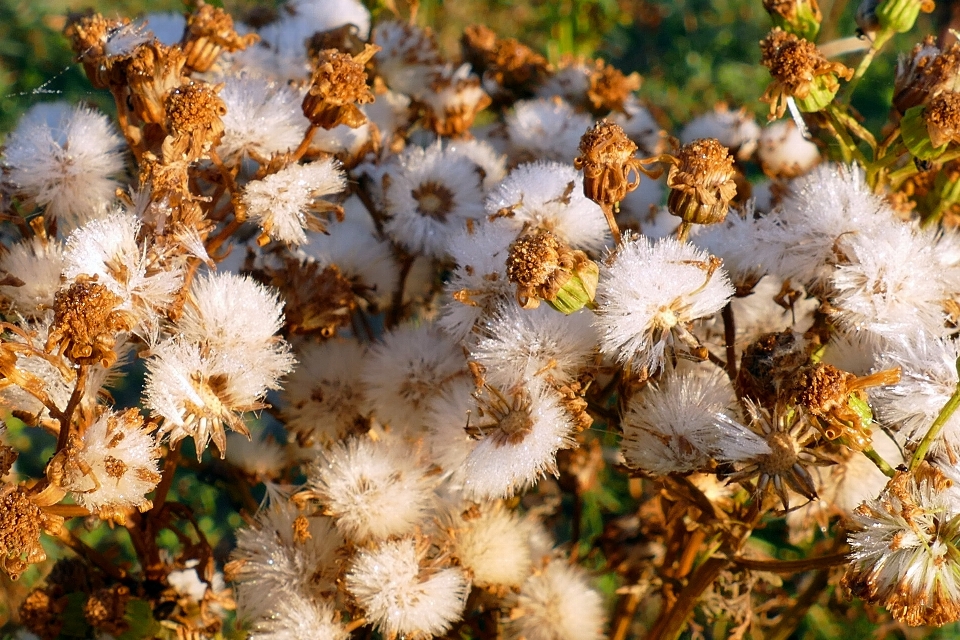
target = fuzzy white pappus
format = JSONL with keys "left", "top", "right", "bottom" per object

{"left": 485, "top": 161, "right": 610, "bottom": 253}
{"left": 2, "top": 103, "right": 125, "bottom": 229}
{"left": 0, "top": 236, "right": 65, "bottom": 318}
{"left": 217, "top": 74, "right": 308, "bottom": 163}
{"left": 505, "top": 98, "right": 592, "bottom": 165}
{"left": 309, "top": 435, "right": 436, "bottom": 542}
{"left": 503, "top": 560, "right": 605, "bottom": 640}
{"left": 448, "top": 501, "right": 533, "bottom": 588}
{"left": 594, "top": 234, "right": 734, "bottom": 373}
{"left": 346, "top": 537, "right": 470, "bottom": 638}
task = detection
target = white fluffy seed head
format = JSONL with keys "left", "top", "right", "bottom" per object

{"left": 346, "top": 537, "right": 470, "bottom": 638}
{"left": 449, "top": 502, "right": 533, "bottom": 587}
{"left": 2, "top": 103, "right": 125, "bottom": 229}
{"left": 362, "top": 323, "right": 466, "bottom": 432}
{"left": 241, "top": 159, "right": 347, "bottom": 245}
{"left": 217, "top": 74, "right": 308, "bottom": 162}
{"left": 0, "top": 236, "right": 65, "bottom": 318}
{"left": 680, "top": 105, "right": 760, "bottom": 159}
{"left": 486, "top": 161, "right": 610, "bottom": 253}
{"left": 309, "top": 435, "right": 435, "bottom": 542}
{"left": 503, "top": 560, "right": 606, "bottom": 640}
{"left": 506, "top": 98, "right": 592, "bottom": 163}
{"left": 757, "top": 119, "right": 820, "bottom": 177}
{"left": 594, "top": 234, "right": 734, "bottom": 373}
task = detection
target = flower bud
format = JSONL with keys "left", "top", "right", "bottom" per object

{"left": 763, "top": 0, "right": 823, "bottom": 41}
{"left": 902, "top": 92, "right": 960, "bottom": 160}
{"left": 505, "top": 230, "right": 599, "bottom": 314}
{"left": 574, "top": 120, "right": 640, "bottom": 206}
{"left": 875, "top": 0, "right": 934, "bottom": 34}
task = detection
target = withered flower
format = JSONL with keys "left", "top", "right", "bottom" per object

{"left": 587, "top": 59, "right": 642, "bottom": 114}
{"left": 85, "top": 585, "right": 132, "bottom": 636}
{"left": 664, "top": 138, "right": 738, "bottom": 229}
{"left": 736, "top": 330, "right": 808, "bottom": 407}
{"left": 782, "top": 362, "right": 901, "bottom": 451}
{"left": 303, "top": 44, "right": 379, "bottom": 130}
{"left": 923, "top": 91, "right": 960, "bottom": 148}
{"left": 307, "top": 24, "right": 368, "bottom": 59}
{"left": 421, "top": 65, "right": 492, "bottom": 137}
{"left": 505, "top": 230, "right": 599, "bottom": 314}
{"left": 162, "top": 81, "right": 227, "bottom": 163}
{"left": 182, "top": 1, "right": 259, "bottom": 73}
{"left": 126, "top": 41, "right": 188, "bottom": 125}
{"left": 64, "top": 13, "right": 133, "bottom": 89}
{"left": 46, "top": 276, "right": 134, "bottom": 368}
{"left": 893, "top": 37, "right": 960, "bottom": 115}
{"left": 0, "top": 484, "right": 63, "bottom": 579}
{"left": 760, "top": 28, "right": 853, "bottom": 119}
{"left": 461, "top": 25, "right": 549, "bottom": 97}
{"left": 575, "top": 120, "right": 656, "bottom": 207}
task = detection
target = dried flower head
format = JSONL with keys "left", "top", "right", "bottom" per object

{"left": 126, "top": 41, "right": 188, "bottom": 125}
{"left": 574, "top": 120, "right": 653, "bottom": 208}
{"left": 845, "top": 464, "right": 960, "bottom": 627}
{"left": 84, "top": 585, "right": 132, "bottom": 636}
{"left": 46, "top": 276, "right": 135, "bottom": 368}
{"left": 461, "top": 24, "right": 549, "bottom": 96}
{"left": 182, "top": 1, "right": 259, "bottom": 73}
{"left": 759, "top": 28, "right": 853, "bottom": 118}
{"left": 505, "top": 230, "right": 599, "bottom": 314}
{"left": 421, "top": 64, "right": 492, "bottom": 137}
{"left": 894, "top": 37, "right": 960, "bottom": 114}
{"left": 303, "top": 44, "right": 378, "bottom": 129}
{"left": 763, "top": 0, "right": 822, "bottom": 40}
{"left": 586, "top": 58, "right": 642, "bottom": 113}
{"left": 664, "top": 138, "right": 738, "bottom": 227}
{"left": 64, "top": 13, "right": 133, "bottom": 88}
{"left": 922, "top": 90, "right": 960, "bottom": 148}
{"left": 162, "top": 81, "right": 227, "bottom": 162}
{"left": 0, "top": 484, "right": 62, "bottom": 579}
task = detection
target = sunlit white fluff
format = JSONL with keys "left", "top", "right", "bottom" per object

{"left": 609, "top": 95, "right": 664, "bottom": 156}
{"left": 594, "top": 234, "right": 734, "bottom": 373}
{"left": 217, "top": 74, "right": 307, "bottom": 162}
{"left": 693, "top": 201, "right": 767, "bottom": 291}
{"left": 830, "top": 223, "right": 948, "bottom": 339}
{"left": 437, "top": 221, "right": 517, "bottom": 340}
{"left": 0, "top": 237, "right": 65, "bottom": 318}
{"left": 485, "top": 161, "right": 610, "bottom": 253}
{"left": 424, "top": 379, "right": 478, "bottom": 473}
{"left": 503, "top": 560, "right": 605, "bottom": 640}
{"left": 63, "top": 408, "right": 161, "bottom": 518}
{"left": 506, "top": 98, "right": 592, "bottom": 163}
{"left": 63, "top": 211, "right": 184, "bottom": 334}
{"left": 620, "top": 364, "right": 769, "bottom": 474}
{"left": 2, "top": 103, "right": 124, "bottom": 228}
{"left": 680, "top": 105, "right": 760, "bottom": 159}
{"left": 455, "top": 381, "right": 577, "bottom": 501}
{"left": 757, "top": 119, "right": 820, "bottom": 177}
{"left": 248, "top": 593, "right": 348, "bottom": 640}
{"left": 241, "top": 159, "right": 347, "bottom": 245}
{"left": 281, "top": 340, "right": 369, "bottom": 446}
{"left": 225, "top": 431, "right": 286, "bottom": 479}
{"left": 372, "top": 21, "right": 441, "bottom": 95}
{"left": 448, "top": 501, "right": 533, "bottom": 588}
{"left": 309, "top": 436, "right": 435, "bottom": 542}
{"left": 231, "top": 499, "right": 343, "bottom": 622}
{"left": 346, "top": 537, "right": 470, "bottom": 638}
{"left": 470, "top": 300, "right": 597, "bottom": 389}
{"left": 362, "top": 323, "right": 466, "bottom": 432}
{"left": 382, "top": 142, "right": 487, "bottom": 258}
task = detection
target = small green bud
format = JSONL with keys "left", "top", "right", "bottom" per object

{"left": 548, "top": 259, "right": 599, "bottom": 315}
{"left": 764, "top": 0, "right": 822, "bottom": 41}
{"left": 876, "top": 0, "right": 934, "bottom": 34}
{"left": 901, "top": 103, "right": 950, "bottom": 161}
{"left": 794, "top": 74, "right": 842, "bottom": 113}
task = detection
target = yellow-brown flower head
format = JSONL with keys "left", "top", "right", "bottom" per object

{"left": 421, "top": 66, "right": 492, "bottom": 137}
{"left": 893, "top": 37, "right": 960, "bottom": 115}
{"left": 505, "top": 230, "right": 598, "bottom": 314}
{"left": 574, "top": 120, "right": 645, "bottom": 207}
{"left": 760, "top": 28, "right": 852, "bottom": 119}
{"left": 46, "top": 276, "right": 135, "bottom": 368}
{"left": 0, "top": 484, "right": 62, "bottom": 579}
{"left": 126, "top": 41, "right": 188, "bottom": 125}
{"left": 303, "top": 44, "right": 379, "bottom": 130}
{"left": 85, "top": 585, "right": 132, "bottom": 637}
{"left": 924, "top": 91, "right": 960, "bottom": 148}
{"left": 587, "top": 59, "right": 642, "bottom": 114}
{"left": 182, "top": 0, "right": 260, "bottom": 73}
{"left": 763, "top": 0, "right": 822, "bottom": 40}
{"left": 162, "top": 81, "right": 227, "bottom": 163}
{"left": 665, "top": 138, "right": 738, "bottom": 226}
{"left": 64, "top": 13, "right": 132, "bottom": 89}
{"left": 461, "top": 24, "right": 549, "bottom": 97}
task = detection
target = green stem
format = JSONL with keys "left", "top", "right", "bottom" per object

{"left": 921, "top": 172, "right": 960, "bottom": 229}
{"left": 824, "top": 106, "right": 868, "bottom": 166}
{"left": 910, "top": 356, "right": 960, "bottom": 471}
{"left": 846, "top": 30, "right": 893, "bottom": 99}
{"left": 862, "top": 446, "right": 897, "bottom": 478}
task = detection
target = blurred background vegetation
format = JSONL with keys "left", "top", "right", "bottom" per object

{"left": 0, "top": 0, "right": 955, "bottom": 636}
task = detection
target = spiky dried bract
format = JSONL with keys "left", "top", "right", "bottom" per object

{"left": 281, "top": 340, "right": 369, "bottom": 446}
{"left": 362, "top": 324, "right": 466, "bottom": 432}
{"left": 1, "top": 104, "right": 124, "bottom": 228}
{"left": 309, "top": 436, "right": 435, "bottom": 542}
{"left": 125, "top": 41, "right": 187, "bottom": 125}
{"left": 346, "top": 537, "right": 470, "bottom": 638}
{"left": 450, "top": 502, "right": 533, "bottom": 588}
{"left": 621, "top": 365, "right": 769, "bottom": 474}
{"left": 455, "top": 382, "right": 577, "bottom": 500}
{"left": 241, "top": 159, "right": 347, "bottom": 245}
{"left": 486, "top": 161, "right": 610, "bottom": 253}
{"left": 230, "top": 500, "right": 342, "bottom": 622}
{"left": 59, "top": 408, "right": 160, "bottom": 521}
{"left": 845, "top": 465, "right": 960, "bottom": 627}
{"left": 594, "top": 234, "right": 733, "bottom": 373}
{"left": 503, "top": 560, "right": 605, "bottom": 640}
{"left": 182, "top": 1, "right": 259, "bottom": 73}
{"left": 303, "top": 44, "right": 378, "bottom": 129}
{"left": 665, "top": 138, "right": 737, "bottom": 226}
